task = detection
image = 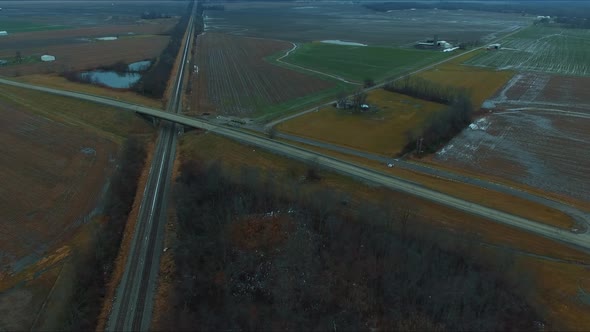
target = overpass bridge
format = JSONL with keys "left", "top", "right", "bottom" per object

{"left": 1, "top": 77, "right": 589, "bottom": 253}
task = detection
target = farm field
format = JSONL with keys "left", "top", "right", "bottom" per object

{"left": 0, "top": 22, "right": 177, "bottom": 50}
{"left": 0, "top": 35, "right": 170, "bottom": 76}
{"left": 464, "top": 26, "right": 590, "bottom": 76}
{"left": 489, "top": 71, "right": 590, "bottom": 108}
{"left": 416, "top": 50, "right": 515, "bottom": 107}
{"left": 191, "top": 33, "right": 335, "bottom": 117}
{"left": 0, "top": 85, "right": 151, "bottom": 274}
{"left": 434, "top": 111, "right": 590, "bottom": 202}
{"left": 204, "top": 2, "right": 529, "bottom": 46}
{"left": 277, "top": 89, "right": 446, "bottom": 156}
{"left": 281, "top": 42, "right": 450, "bottom": 82}
{"left": 430, "top": 61, "right": 590, "bottom": 203}
{"left": 0, "top": 20, "right": 70, "bottom": 33}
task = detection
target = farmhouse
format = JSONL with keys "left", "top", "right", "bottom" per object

{"left": 41, "top": 54, "right": 56, "bottom": 62}
{"left": 487, "top": 43, "right": 501, "bottom": 50}
{"left": 0, "top": 31, "right": 8, "bottom": 36}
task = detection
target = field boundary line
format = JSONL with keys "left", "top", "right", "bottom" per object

{"left": 275, "top": 42, "right": 361, "bottom": 84}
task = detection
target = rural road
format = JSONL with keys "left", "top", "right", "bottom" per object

{"left": 106, "top": 3, "right": 195, "bottom": 331}
{"left": 2, "top": 75, "right": 589, "bottom": 254}
{"left": 274, "top": 131, "right": 590, "bottom": 231}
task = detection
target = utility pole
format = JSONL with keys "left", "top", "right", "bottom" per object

{"left": 417, "top": 137, "right": 424, "bottom": 156}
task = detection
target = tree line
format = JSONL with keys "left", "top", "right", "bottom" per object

{"left": 384, "top": 77, "right": 473, "bottom": 156}
{"left": 159, "top": 159, "right": 540, "bottom": 331}
{"left": 133, "top": 0, "right": 195, "bottom": 98}
{"left": 59, "top": 138, "right": 147, "bottom": 330}
{"left": 384, "top": 76, "right": 469, "bottom": 105}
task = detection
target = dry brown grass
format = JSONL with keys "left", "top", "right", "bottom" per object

{"left": 416, "top": 50, "right": 514, "bottom": 107}
{"left": 278, "top": 89, "right": 445, "bottom": 156}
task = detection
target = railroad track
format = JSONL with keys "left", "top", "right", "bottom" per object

{"left": 106, "top": 2, "right": 195, "bottom": 330}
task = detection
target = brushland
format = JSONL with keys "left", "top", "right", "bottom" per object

{"left": 277, "top": 89, "right": 445, "bottom": 156}
{"left": 153, "top": 132, "right": 590, "bottom": 330}
{"left": 159, "top": 159, "right": 539, "bottom": 330}
{"left": 280, "top": 42, "right": 450, "bottom": 82}
{"left": 0, "top": 86, "right": 152, "bottom": 330}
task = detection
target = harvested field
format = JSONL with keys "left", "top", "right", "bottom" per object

{"left": 435, "top": 111, "right": 590, "bottom": 202}
{"left": 192, "top": 33, "right": 334, "bottom": 116}
{"left": 465, "top": 26, "right": 590, "bottom": 76}
{"left": 204, "top": 3, "right": 528, "bottom": 46}
{"left": 277, "top": 89, "right": 446, "bottom": 156}
{"left": 490, "top": 72, "right": 590, "bottom": 109}
{"left": 0, "top": 35, "right": 169, "bottom": 76}
{"left": 0, "top": 22, "right": 176, "bottom": 50}
{"left": 416, "top": 51, "right": 515, "bottom": 107}
{"left": 0, "top": 85, "right": 151, "bottom": 274}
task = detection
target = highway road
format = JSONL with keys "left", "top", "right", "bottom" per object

{"left": 273, "top": 131, "right": 590, "bottom": 231}
{"left": 105, "top": 2, "right": 196, "bottom": 331}
{"left": 1, "top": 73, "right": 590, "bottom": 254}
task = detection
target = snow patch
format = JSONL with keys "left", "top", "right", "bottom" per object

{"left": 321, "top": 40, "right": 367, "bottom": 46}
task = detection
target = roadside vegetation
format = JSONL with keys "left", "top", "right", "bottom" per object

{"left": 58, "top": 138, "right": 147, "bottom": 330}
{"left": 383, "top": 78, "right": 473, "bottom": 155}
{"left": 159, "top": 158, "right": 539, "bottom": 330}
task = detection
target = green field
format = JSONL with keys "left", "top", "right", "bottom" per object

{"left": 280, "top": 43, "right": 451, "bottom": 82}
{"left": 0, "top": 20, "right": 71, "bottom": 33}
{"left": 464, "top": 26, "right": 590, "bottom": 76}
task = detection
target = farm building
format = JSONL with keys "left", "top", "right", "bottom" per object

{"left": 487, "top": 43, "right": 501, "bottom": 50}
{"left": 415, "top": 37, "right": 452, "bottom": 50}
{"left": 0, "top": 31, "right": 8, "bottom": 36}
{"left": 41, "top": 54, "right": 56, "bottom": 62}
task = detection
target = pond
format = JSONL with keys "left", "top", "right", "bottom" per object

{"left": 80, "top": 71, "right": 141, "bottom": 88}
{"left": 79, "top": 60, "right": 151, "bottom": 89}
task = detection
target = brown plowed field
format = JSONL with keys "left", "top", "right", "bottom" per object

{"left": 491, "top": 72, "right": 590, "bottom": 110}
{"left": 0, "top": 86, "right": 151, "bottom": 274}
{"left": 191, "top": 33, "right": 334, "bottom": 116}
{"left": 0, "top": 35, "right": 170, "bottom": 76}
